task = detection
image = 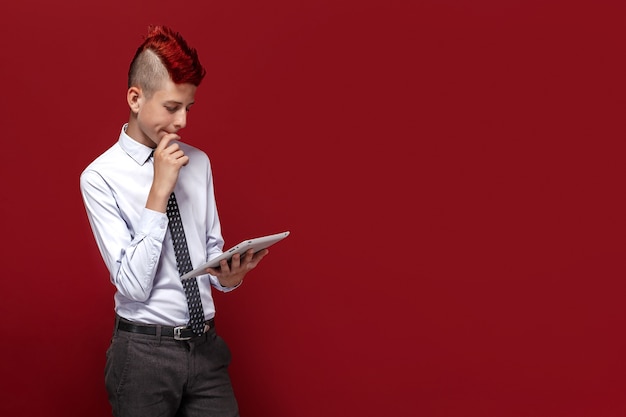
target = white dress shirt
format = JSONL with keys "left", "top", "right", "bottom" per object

{"left": 80, "top": 124, "right": 235, "bottom": 326}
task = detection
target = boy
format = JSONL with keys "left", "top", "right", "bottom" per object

{"left": 80, "top": 25, "right": 267, "bottom": 417}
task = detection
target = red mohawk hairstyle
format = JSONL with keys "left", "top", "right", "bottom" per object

{"left": 128, "top": 25, "right": 206, "bottom": 95}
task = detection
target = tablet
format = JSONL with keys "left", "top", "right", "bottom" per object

{"left": 181, "top": 231, "right": 290, "bottom": 280}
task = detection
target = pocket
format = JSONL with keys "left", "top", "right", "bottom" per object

{"left": 104, "top": 335, "right": 131, "bottom": 396}
{"left": 215, "top": 335, "right": 233, "bottom": 366}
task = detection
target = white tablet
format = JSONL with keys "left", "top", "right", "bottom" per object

{"left": 181, "top": 231, "right": 290, "bottom": 280}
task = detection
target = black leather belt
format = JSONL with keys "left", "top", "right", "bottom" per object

{"left": 117, "top": 317, "right": 215, "bottom": 341}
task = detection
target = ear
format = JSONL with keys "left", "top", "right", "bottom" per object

{"left": 127, "top": 86, "right": 143, "bottom": 114}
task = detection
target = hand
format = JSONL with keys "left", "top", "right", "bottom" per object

{"left": 152, "top": 133, "right": 189, "bottom": 194}
{"left": 146, "top": 133, "right": 189, "bottom": 212}
{"left": 206, "top": 249, "right": 269, "bottom": 288}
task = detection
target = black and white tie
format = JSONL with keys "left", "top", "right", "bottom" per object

{"left": 166, "top": 192, "right": 205, "bottom": 336}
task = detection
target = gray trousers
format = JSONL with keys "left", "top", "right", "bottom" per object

{"left": 105, "top": 316, "right": 239, "bottom": 417}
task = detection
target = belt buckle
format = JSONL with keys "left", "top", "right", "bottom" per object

{"left": 173, "top": 326, "right": 192, "bottom": 341}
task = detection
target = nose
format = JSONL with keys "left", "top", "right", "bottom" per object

{"left": 173, "top": 109, "right": 187, "bottom": 130}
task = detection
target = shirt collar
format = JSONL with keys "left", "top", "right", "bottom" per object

{"left": 118, "top": 123, "right": 154, "bottom": 165}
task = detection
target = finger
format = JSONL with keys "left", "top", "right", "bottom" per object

{"left": 252, "top": 249, "right": 269, "bottom": 262}
{"left": 218, "top": 258, "right": 230, "bottom": 273}
{"left": 206, "top": 258, "right": 230, "bottom": 276}
{"left": 246, "top": 249, "right": 269, "bottom": 269}
{"left": 157, "top": 133, "right": 180, "bottom": 152}
{"left": 170, "top": 149, "right": 187, "bottom": 161}
{"left": 156, "top": 134, "right": 174, "bottom": 151}
{"left": 160, "top": 146, "right": 188, "bottom": 167}
{"left": 244, "top": 249, "right": 254, "bottom": 262}
{"left": 205, "top": 267, "right": 221, "bottom": 276}
{"left": 230, "top": 253, "right": 241, "bottom": 268}
{"left": 230, "top": 250, "right": 253, "bottom": 270}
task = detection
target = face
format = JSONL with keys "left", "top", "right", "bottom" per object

{"left": 126, "top": 78, "right": 197, "bottom": 148}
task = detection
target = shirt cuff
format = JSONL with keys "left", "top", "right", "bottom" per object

{"left": 210, "top": 275, "right": 243, "bottom": 292}
{"left": 139, "top": 207, "right": 169, "bottom": 242}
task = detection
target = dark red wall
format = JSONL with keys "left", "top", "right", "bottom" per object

{"left": 1, "top": 1, "right": 625, "bottom": 416}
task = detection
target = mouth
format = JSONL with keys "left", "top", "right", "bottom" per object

{"left": 157, "top": 130, "right": 171, "bottom": 141}
{"left": 161, "top": 129, "right": 179, "bottom": 137}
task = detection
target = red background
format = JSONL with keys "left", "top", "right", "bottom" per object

{"left": 1, "top": 1, "right": 625, "bottom": 416}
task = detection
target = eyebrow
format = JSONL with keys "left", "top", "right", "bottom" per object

{"left": 163, "top": 100, "right": 195, "bottom": 106}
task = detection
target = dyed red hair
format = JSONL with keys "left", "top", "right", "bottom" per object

{"left": 128, "top": 25, "right": 206, "bottom": 88}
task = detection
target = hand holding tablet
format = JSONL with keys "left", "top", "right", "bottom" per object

{"left": 181, "top": 231, "right": 290, "bottom": 280}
